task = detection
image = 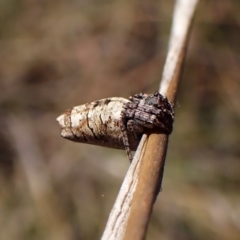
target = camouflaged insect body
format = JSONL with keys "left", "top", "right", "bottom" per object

{"left": 57, "top": 97, "right": 142, "bottom": 151}
{"left": 57, "top": 92, "right": 174, "bottom": 161}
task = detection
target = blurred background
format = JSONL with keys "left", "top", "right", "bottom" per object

{"left": 0, "top": 0, "right": 240, "bottom": 239}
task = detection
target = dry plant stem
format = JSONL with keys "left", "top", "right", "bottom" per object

{"left": 123, "top": 1, "right": 199, "bottom": 240}
{"left": 102, "top": 0, "right": 199, "bottom": 239}
{"left": 123, "top": 133, "right": 168, "bottom": 240}
{"left": 160, "top": 0, "right": 199, "bottom": 103}
{"left": 101, "top": 135, "right": 148, "bottom": 240}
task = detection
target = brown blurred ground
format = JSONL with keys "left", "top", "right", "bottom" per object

{"left": 0, "top": 0, "right": 240, "bottom": 239}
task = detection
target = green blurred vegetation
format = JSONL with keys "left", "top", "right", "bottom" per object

{"left": 0, "top": 0, "right": 240, "bottom": 239}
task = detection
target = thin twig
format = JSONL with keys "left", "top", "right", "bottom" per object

{"left": 102, "top": 0, "right": 199, "bottom": 239}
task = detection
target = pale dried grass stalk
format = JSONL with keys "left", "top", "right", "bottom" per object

{"left": 102, "top": 0, "right": 199, "bottom": 239}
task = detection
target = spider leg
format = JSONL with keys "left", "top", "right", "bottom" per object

{"left": 120, "top": 113, "right": 133, "bottom": 162}
{"left": 127, "top": 119, "right": 143, "bottom": 140}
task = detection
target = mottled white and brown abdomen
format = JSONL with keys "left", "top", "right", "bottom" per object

{"left": 57, "top": 97, "right": 141, "bottom": 150}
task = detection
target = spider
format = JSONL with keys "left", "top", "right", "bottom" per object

{"left": 120, "top": 91, "right": 174, "bottom": 161}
